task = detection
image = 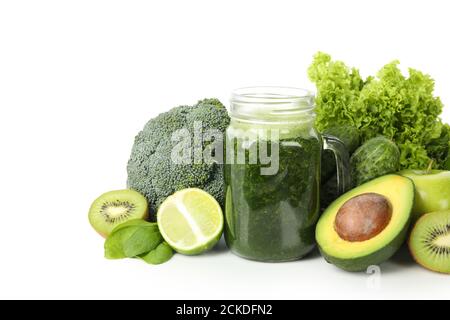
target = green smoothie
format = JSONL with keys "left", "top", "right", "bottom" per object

{"left": 224, "top": 123, "right": 322, "bottom": 261}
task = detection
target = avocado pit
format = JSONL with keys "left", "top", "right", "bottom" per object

{"left": 334, "top": 193, "right": 392, "bottom": 242}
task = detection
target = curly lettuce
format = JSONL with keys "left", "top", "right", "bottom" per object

{"left": 308, "top": 52, "right": 449, "bottom": 169}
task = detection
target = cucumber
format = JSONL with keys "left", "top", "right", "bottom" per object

{"left": 350, "top": 136, "right": 400, "bottom": 186}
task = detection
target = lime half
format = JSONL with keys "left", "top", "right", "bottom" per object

{"left": 157, "top": 188, "right": 223, "bottom": 255}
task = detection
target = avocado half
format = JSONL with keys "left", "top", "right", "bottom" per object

{"left": 316, "top": 175, "right": 414, "bottom": 272}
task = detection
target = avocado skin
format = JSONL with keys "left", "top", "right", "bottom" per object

{"left": 318, "top": 220, "right": 410, "bottom": 272}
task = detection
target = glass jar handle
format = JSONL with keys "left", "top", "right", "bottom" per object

{"left": 322, "top": 134, "right": 351, "bottom": 195}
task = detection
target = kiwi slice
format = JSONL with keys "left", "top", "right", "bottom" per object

{"left": 88, "top": 189, "right": 149, "bottom": 237}
{"left": 409, "top": 210, "right": 450, "bottom": 274}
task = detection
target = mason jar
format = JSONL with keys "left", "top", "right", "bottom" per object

{"left": 224, "top": 87, "right": 350, "bottom": 262}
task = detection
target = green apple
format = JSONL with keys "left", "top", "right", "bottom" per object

{"left": 399, "top": 170, "right": 450, "bottom": 221}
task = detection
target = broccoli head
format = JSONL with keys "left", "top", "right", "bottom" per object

{"left": 127, "top": 98, "right": 230, "bottom": 219}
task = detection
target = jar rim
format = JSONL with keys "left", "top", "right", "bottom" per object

{"left": 232, "top": 86, "right": 314, "bottom": 104}
{"left": 230, "top": 86, "right": 315, "bottom": 122}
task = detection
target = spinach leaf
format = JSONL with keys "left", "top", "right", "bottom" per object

{"left": 111, "top": 219, "right": 158, "bottom": 233}
{"left": 104, "top": 220, "right": 162, "bottom": 259}
{"left": 122, "top": 227, "right": 162, "bottom": 258}
{"left": 104, "top": 227, "right": 137, "bottom": 259}
{"left": 139, "top": 242, "right": 174, "bottom": 265}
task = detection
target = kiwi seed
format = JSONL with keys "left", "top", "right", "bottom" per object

{"left": 422, "top": 225, "right": 450, "bottom": 255}
{"left": 100, "top": 200, "right": 136, "bottom": 224}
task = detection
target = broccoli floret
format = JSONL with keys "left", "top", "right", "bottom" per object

{"left": 127, "top": 98, "right": 230, "bottom": 219}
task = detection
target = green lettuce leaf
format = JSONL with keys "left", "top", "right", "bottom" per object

{"left": 309, "top": 52, "right": 448, "bottom": 169}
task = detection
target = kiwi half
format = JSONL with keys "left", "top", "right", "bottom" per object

{"left": 88, "top": 189, "right": 149, "bottom": 237}
{"left": 409, "top": 210, "right": 450, "bottom": 274}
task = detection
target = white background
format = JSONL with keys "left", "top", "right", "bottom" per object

{"left": 1, "top": 0, "right": 449, "bottom": 300}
